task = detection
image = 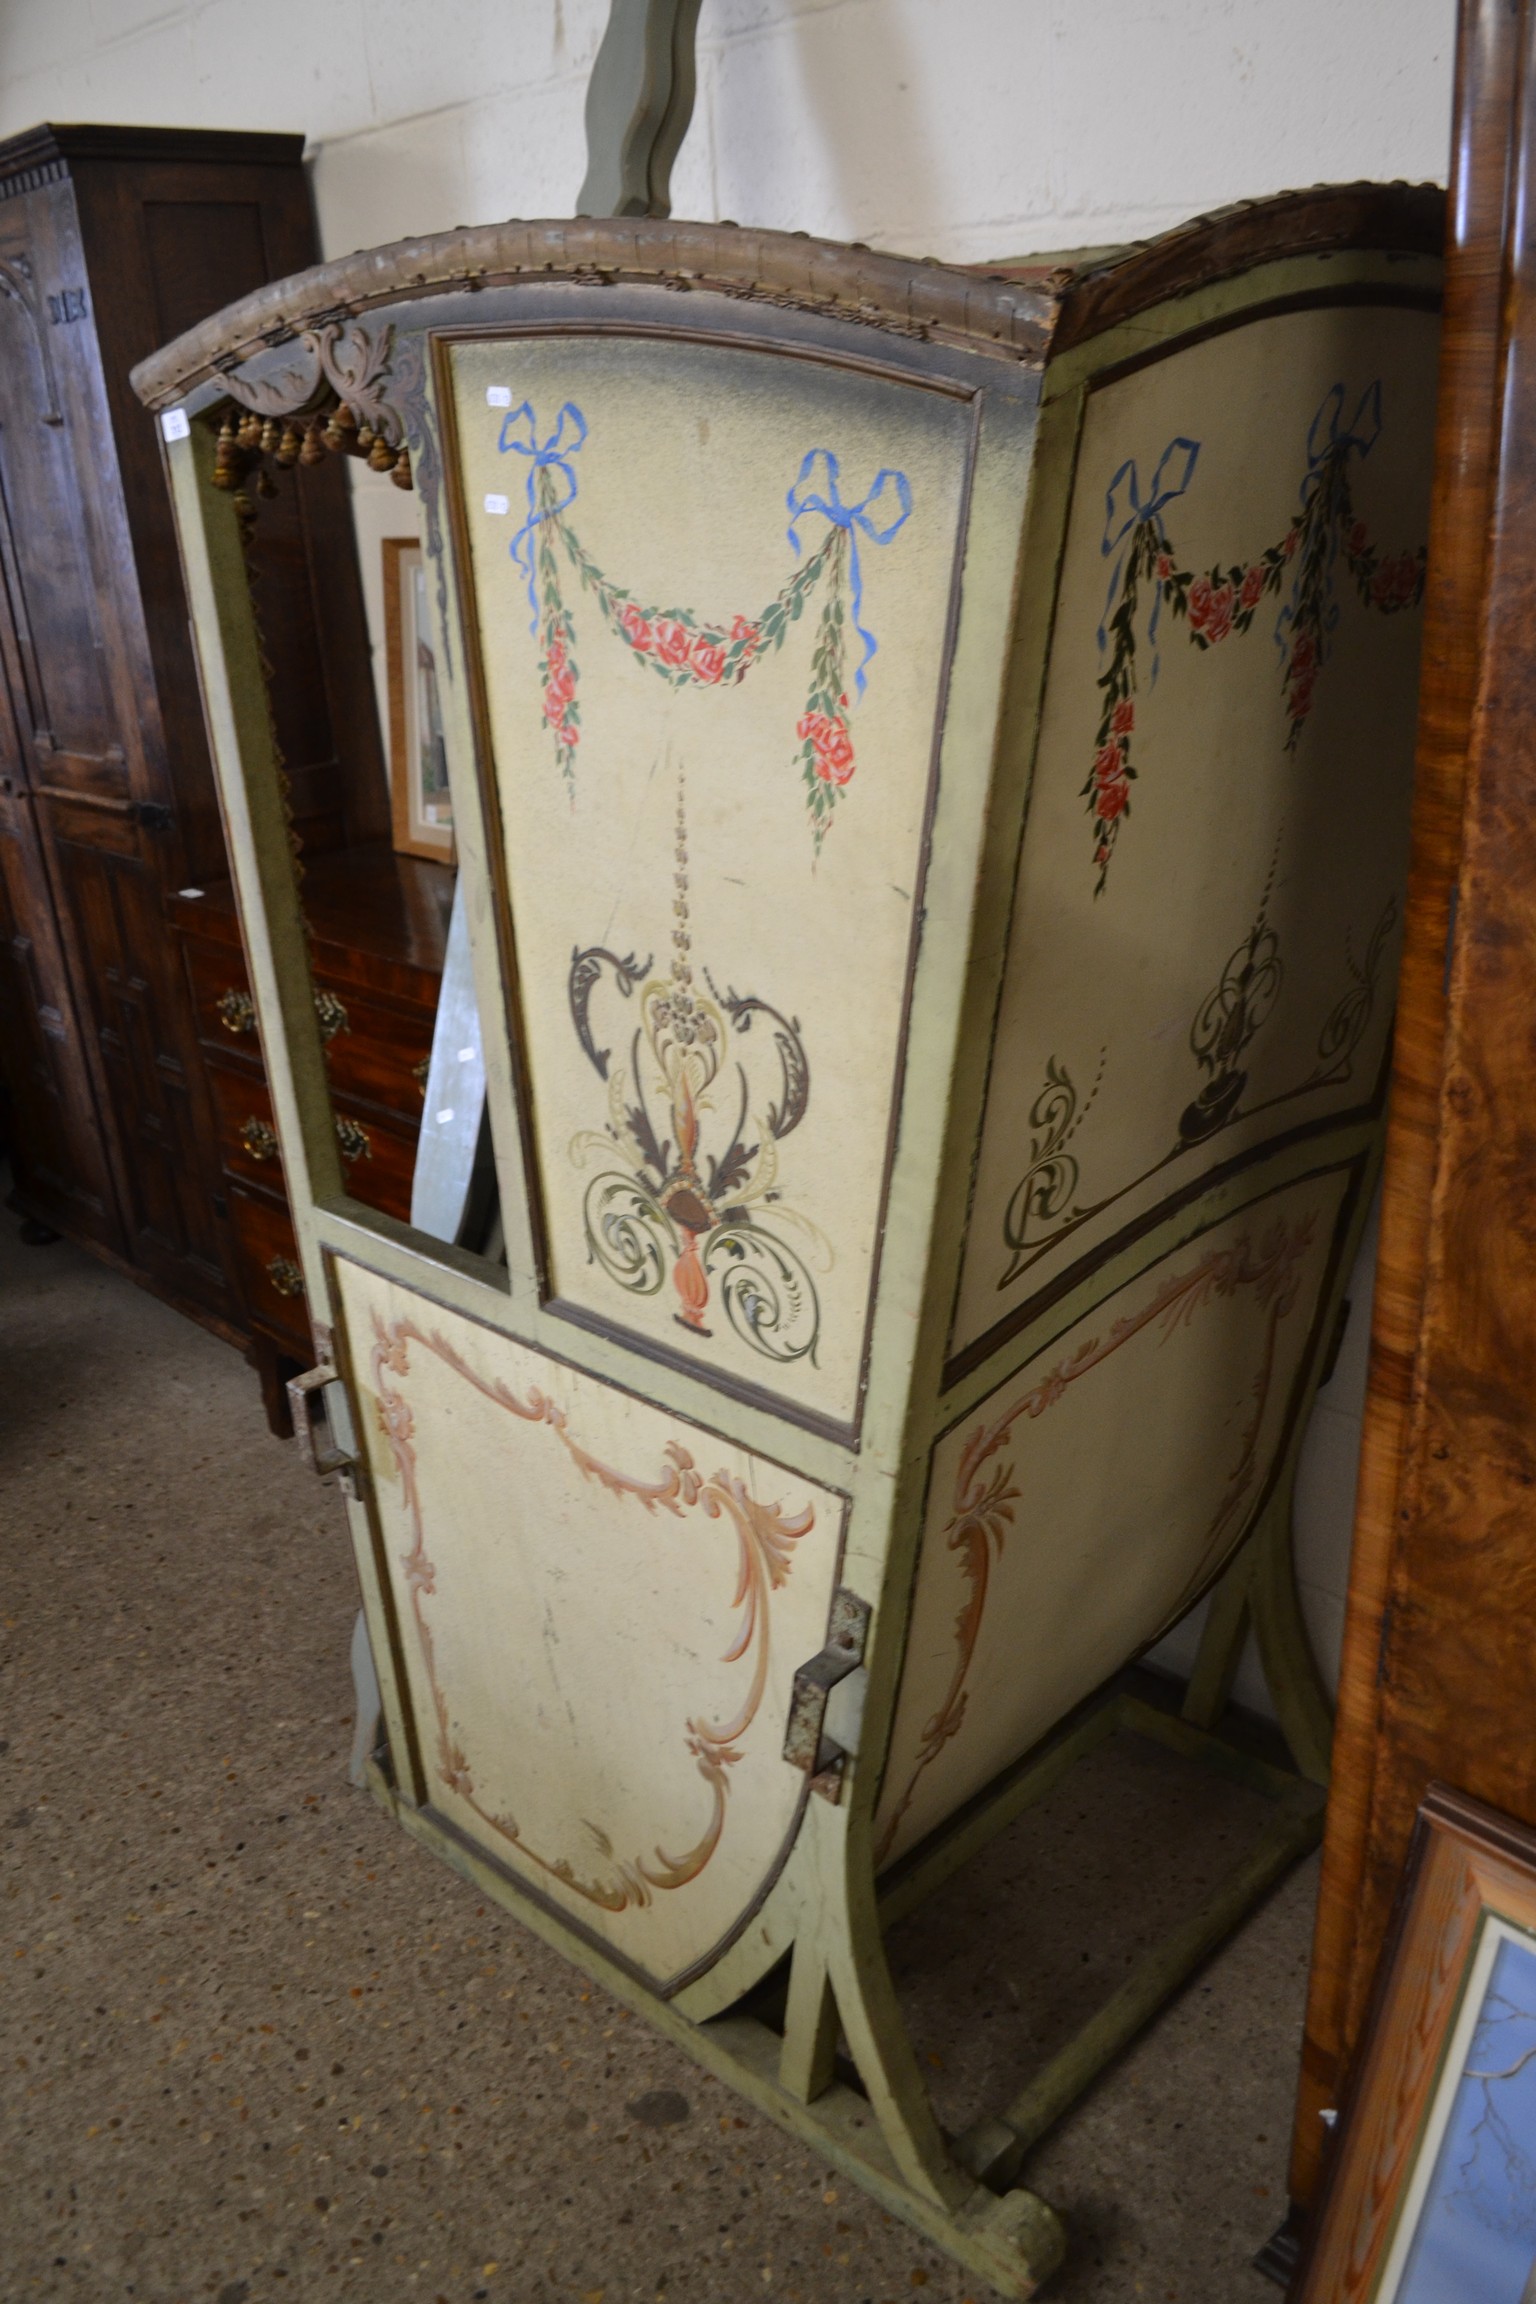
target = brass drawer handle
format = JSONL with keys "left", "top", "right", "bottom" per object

{"left": 335, "top": 1115, "right": 372, "bottom": 1164}
{"left": 219, "top": 987, "right": 347, "bottom": 1042}
{"left": 314, "top": 988, "right": 349, "bottom": 1042}
{"left": 267, "top": 1255, "right": 305, "bottom": 1298}
{"left": 217, "top": 987, "right": 256, "bottom": 1034}
{"left": 241, "top": 1115, "right": 370, "bottom": 1167}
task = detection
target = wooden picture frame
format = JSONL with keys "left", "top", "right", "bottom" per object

{"left": 383, "top": 535, "right": 454, "bottom": 862}
{"left": 1294, "top": 1786, "right": 1536, "bottom": 2303}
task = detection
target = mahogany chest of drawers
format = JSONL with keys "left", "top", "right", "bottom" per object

{"left": 167, "top": 845, "right": 450, "bottom": 1424}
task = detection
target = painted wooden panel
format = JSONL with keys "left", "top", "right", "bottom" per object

{"left": 949, "top": 306, "right": 1437, "bottom": 1373}
{"left": 447, "top": 335, "right": 975, "bottom": 1430}
{"left": 880, "top": 1165, "right": 1353, "bottom": 1867}
{"left": 335, "top": 1256, "right": 846, "bottom": 1989}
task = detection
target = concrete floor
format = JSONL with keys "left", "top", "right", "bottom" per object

{"left": 1, "top": 1212, "right": 1317, "bottom": 2304}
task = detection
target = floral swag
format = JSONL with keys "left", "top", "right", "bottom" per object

{"left": 1086, "top": 381, "right": 1427, "bottom": 893}
{"left": 497, "top": 402, "right": 912, "bottom": 848}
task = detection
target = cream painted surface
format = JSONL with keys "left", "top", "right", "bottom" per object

{"left": 450, "top": 334, "right": 971, "bottom": 1426}
{"left": 338, "top": 1257, "right": 845, "bottom": 1985}
{"left": 879, "top": 1165, "right": 1351, "bottom": 1868}
{"left": 950, "top": 304, "right": 1438, "bottom": 1364}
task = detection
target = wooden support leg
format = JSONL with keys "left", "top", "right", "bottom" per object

{"left": 250, "top": 1334, "right": 297, "bottom": 1438}
{"left": 1248, "top": 1470, "right": 1334, "bottom": 1786}
{"left": 830, "top": 1927, "right": 972, "bottom": 2209}
{"left": 1181, "top": 1547, "right": 1254, "bottom": 1730}
{"left": 955, "top": 1779, "right": 1325, "bottom": 2191}
{"left": 780, "top": 1942, "right": 839, "bottom": 2104}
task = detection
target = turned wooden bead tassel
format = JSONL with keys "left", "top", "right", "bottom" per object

{"left": 274, "top": 423, "right": 302, "bottom": 468}
{"left": 236, "top": 410, "right": 262, "bottom": 449}
{"left": 212, "top": 411, "right": 242, "bottom": 491}
{"left": 322, "top": 401, "right": 357, "bottom": 453}
{"left": 389, "top": 445, "right": 413, "bottom": 491}
{"left": 298, "top": 420, "right": 327, "bottom": 466}
{"left": 367, "top": 432, "right": 396, "bottom": 473}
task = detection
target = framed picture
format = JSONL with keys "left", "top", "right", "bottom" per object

{"left": 1294, "top": 1786, "right": 1536, "bottom": 2304}
{"left": 383, "top": 536, "right": 454, "bottom": 862}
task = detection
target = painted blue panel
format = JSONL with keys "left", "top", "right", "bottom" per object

{"left": 1395, "top": 1932, "right": 1536, "bottom": 2304}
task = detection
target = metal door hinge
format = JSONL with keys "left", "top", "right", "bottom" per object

{"left": 286, "top": 1363, "right": 361, "bottom": 1496}
{"left": 783, "top": 1587, "right": 871, "bottom": 1802}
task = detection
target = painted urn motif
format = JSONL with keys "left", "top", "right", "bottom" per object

{"left": 567, "top": 782, "right": 824, "bottom": 1367}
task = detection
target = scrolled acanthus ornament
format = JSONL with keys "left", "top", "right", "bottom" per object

{"left": 204, "top": 320, "right": 414, "bottom": 512}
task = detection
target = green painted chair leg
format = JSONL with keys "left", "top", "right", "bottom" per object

{"left": 1248, "top": 1474, "right": 1335, "bottom": 1785}
{"left": 1182, "top": 1548, "right": 1254, "bottom": 1730}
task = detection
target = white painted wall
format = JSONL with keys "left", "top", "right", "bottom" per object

{"left": 0, "top": 1, "right": 1457, "bottom": 263}
{"left": 0, "top": 0, "right": 1456, "bottom": 1704}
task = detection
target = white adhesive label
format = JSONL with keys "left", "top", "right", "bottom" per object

{"left": 160, "top": 408, "right": 191, "bottom": 442}
{"left": 483, "top": 493, "right": 510, "bottom": 517}
{"left": 486, "top": 386, "right": 513, "bottom": 408}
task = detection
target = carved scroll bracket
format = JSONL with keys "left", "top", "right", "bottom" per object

{"left": 207, "top": 318, "right": 412, "bottom": 502}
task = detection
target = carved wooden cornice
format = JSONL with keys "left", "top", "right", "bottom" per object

{"left": 131, "top": 215, "right": 1060, "bottom": 419}
{"left": 130, "top": 186, "right": 1444, "bottom": 424}
{"left": 138, "top": 186, "right": 1444, "bottom": 512}
{"left": 0, "top": 122, "right": 305, "bottom": 199}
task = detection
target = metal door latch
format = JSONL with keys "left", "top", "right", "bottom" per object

{"left": 783, "top": 1587, "right": 871, "bottom": 1802}
{"left": 286, "top": 1363, "right": 361, "bottom": 1495}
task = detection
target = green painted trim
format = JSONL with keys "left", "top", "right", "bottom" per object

{"left": 576, "top": 0, "right": 703, "bottom": 220}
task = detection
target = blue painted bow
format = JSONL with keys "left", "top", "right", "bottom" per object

{"left": 498, "top": 400, "right": 588, "bottom": 628}
{"left": 1098, "top": 436, "right": 1201, "bottom": 668}
{"left": 1305, "top": 380, "right": 1381, "bottom": 483}
{"left": 1275, "top": 382, "right": 1384, "bottom": 671}
{"left": 786, "top": 450, "right": 913, "bottom": 695}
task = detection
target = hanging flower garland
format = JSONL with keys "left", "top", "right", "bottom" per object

{"left": 496, "top": 404, "right": 911, "bottom": 846}
{"left": 1086, "top": 381, "right": 1427, "bottom": 894}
